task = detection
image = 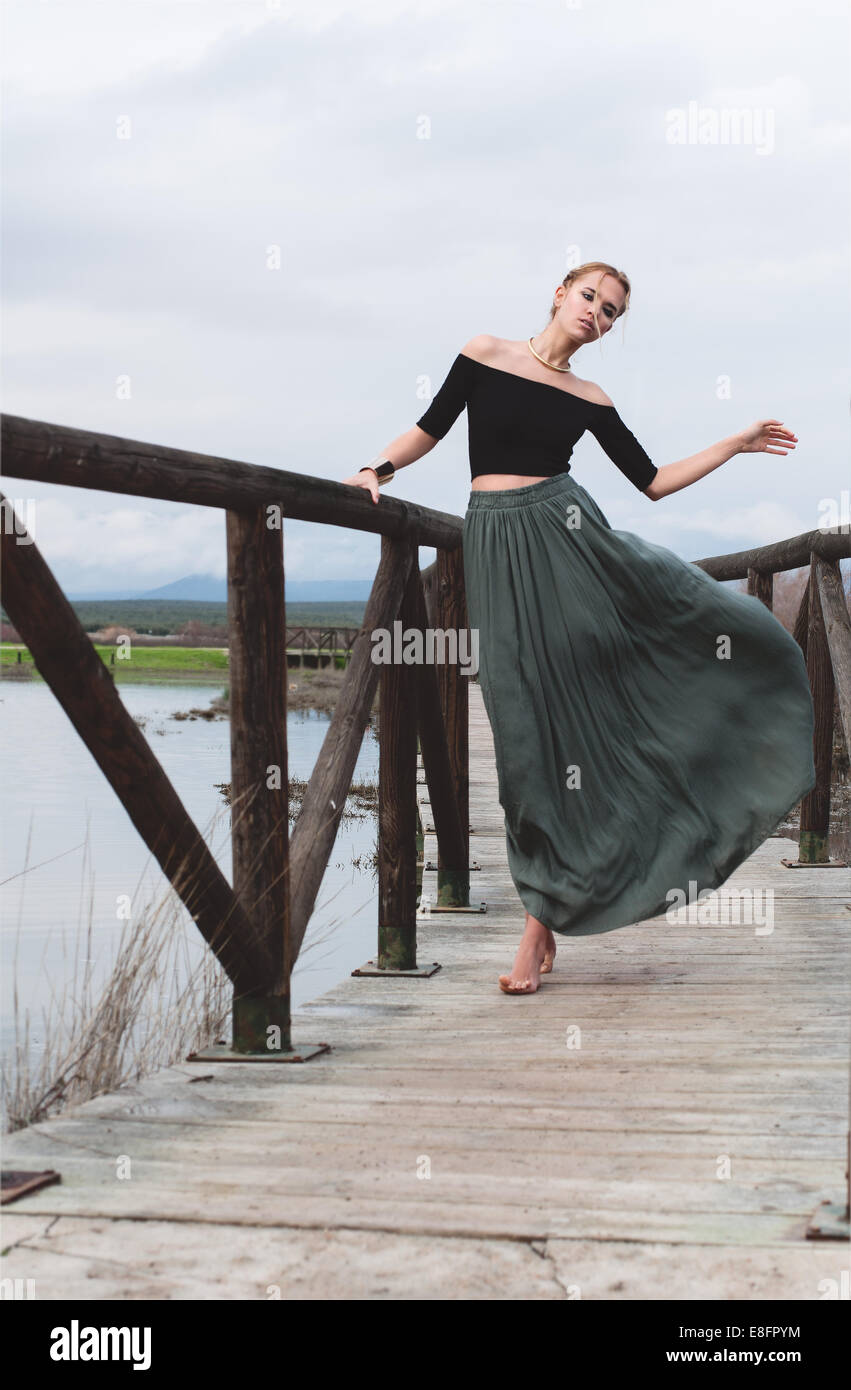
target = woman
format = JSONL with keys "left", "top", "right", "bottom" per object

{"left": 342, "top": 261, "right": 816, "bottom": 995}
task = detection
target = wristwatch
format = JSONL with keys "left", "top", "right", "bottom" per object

{"left": 360, "top": 456, "right": 395, "bottom": 486}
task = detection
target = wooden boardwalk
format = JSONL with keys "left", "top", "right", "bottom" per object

{"left": 2, "top": 682, "right": 849, "bottom": 1300}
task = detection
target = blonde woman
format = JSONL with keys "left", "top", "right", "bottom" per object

{"left": 343, "top": 263, "right": 815, "bottom": 994}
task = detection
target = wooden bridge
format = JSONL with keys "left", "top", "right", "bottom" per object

{"left": 284, "top": 626, "right": 360, "bottom": 666}
{"left": 1, "top": 414, "right": 849, "bottom": 1296}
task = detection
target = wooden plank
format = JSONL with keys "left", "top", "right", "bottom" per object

{"left": 3, "top": 1120, "right": 842, "bottom": 1185}
{"left": 0, "top": 1181, "right": 823, "bottom": 1245}
{"left": 1, "top": 682, "right": 847, "bottom": 1298}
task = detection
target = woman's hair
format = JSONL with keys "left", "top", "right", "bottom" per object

{"left": 547, "top": 261, "right": 631, "bottom": 332}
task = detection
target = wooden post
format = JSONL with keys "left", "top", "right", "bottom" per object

{"left": 377, "top": 538, "right": 419, "bottom": 969}
{"left": 798, "top": 554, "right": 834, "bottom": 863}
{"left": 226, "top": 507, "right": 290, "bottom": 1051}
{"left": 747, "top": 566, "right": 773, "bottom": 610}
{"left": 815, "top": 557, "right": 851, "bottom": 759}
{"left": 412, "top": 571, "right": 469, "bottom": 905}
{"left": 792, "top": 579, "right": 810, "bottom": 655}
{"left": 435, "top": 547, "right": 470, "bottom": 902}
{"left": 815, "top": 557, "right": 851, "bottom": 1221}
{"left": 288, "top": 532, "right": 416, "bottom": 958}
{"left": 0, "top": 493, "right": 275, "bottom": 995}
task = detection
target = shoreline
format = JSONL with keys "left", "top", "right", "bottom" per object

{"left": 1, "top": 654, "right": 377, "bottom": 715}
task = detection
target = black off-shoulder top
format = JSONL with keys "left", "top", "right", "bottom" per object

{"left": 415, "top": 352, "right": 658, "bottom": 492}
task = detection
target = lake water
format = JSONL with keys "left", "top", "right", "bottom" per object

{"left": 0, "top": 680, "right": 382, "bottom": 1070}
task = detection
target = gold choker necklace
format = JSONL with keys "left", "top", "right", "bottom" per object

{"left": 527, "top": 336, "right": 572, "bottom": 372}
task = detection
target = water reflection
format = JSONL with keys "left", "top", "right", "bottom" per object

{"left": 0, "top": 681, "right": 381, "bottom": 1065}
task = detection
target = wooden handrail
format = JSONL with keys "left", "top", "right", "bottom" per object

{"left": 2, "top": 410, "right": 848, "bottom": 1058}
{"left": 693, "top": 528, "right": 848, "bottom": 579}
{"left": 0, "top": 414, "right": 462, "bottom": 550}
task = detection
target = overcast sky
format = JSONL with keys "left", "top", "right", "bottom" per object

{"left": 2, "top": 0, "right": 849, "bottom": 594}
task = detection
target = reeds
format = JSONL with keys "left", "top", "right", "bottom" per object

{"left": 1, "top": 780, "right": 380, "bottom": 1134}
{"left": 1, "top": 827, "right": 233, "bottom": 1133}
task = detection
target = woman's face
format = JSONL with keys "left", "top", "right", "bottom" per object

{"left": 555, "top": 273, "right": 626, "bottom": 340}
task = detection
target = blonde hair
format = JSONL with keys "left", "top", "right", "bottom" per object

{"left": 547, "top": 261, "right": 631, "bottom": 337}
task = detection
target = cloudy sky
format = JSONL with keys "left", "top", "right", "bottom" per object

{"left": 2, "top": 0, "right": 849, "bottom": 594}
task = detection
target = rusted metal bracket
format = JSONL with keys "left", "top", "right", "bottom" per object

{"left": 422, "top": 859, "right": 481, "bottom": 871}
{"left": 352, "top": 959, "right": 441, "bottom": 978}
{"left": 187, "top": 1041, "right": 330, "bottom": 1063}
{"left": 418, "top": 900, "right": 487, "bottom": 915}
{"left": 1, "top": 1169, "right": 61, "bottom": 1205}
{"left": 806, "top": 1200, "right": 850, "bottom": 1240}
{"left": 781, "top": 858, "right": 848, "bottom": 868}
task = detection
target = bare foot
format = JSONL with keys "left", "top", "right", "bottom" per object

{"left": 541, "top": 927, "right": 557, "bottom": 974}
{"left": 498, "top": 919, "right": 549, "bottom": 994}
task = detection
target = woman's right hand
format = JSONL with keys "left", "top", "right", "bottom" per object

{"left": 341, "top": 468, "right": 379, "bottom": 503}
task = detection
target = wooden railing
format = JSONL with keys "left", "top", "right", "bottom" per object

{"left": 0, "top": 414, "right": 470, "bottom": 1059}
{"left": 2, "top": 413, "right": 849, "bottom": 1064}
{"left": 694, "top": 531, "right": 851, "bottom": 865}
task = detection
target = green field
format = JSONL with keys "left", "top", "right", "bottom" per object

{"left": 2, "top": 644, "right": 230, "bottom": 682}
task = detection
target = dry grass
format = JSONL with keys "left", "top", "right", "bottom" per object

{"left": 1, "top": 831, "right": 233, "bottom": 1133}
{"left": 1, "top": 802, "right": 365, "bottom": 1134}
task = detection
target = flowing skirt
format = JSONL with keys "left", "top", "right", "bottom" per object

{"left": 462, "top": 471, "right": 816, "bottom": 936}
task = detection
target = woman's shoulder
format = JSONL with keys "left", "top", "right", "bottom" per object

{"left": 571, "top": 375, "right": 614, "bottom": 407}
{"left": 460, "top": 336, "right": 615, "bottom": 408}
{"left": 459, "top": 333, "right": 501, "bottom": 365}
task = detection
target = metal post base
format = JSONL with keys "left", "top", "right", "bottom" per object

{"left": 1, "top": 1169, "right": 61, "bottom": 1205}
{"left": 781, "top": 858, "right": 848, "bottom": 868}
{"left": 424, "top": 859, "right": 480, "bottom": 872}
{"left": 352, "top": 959, "right": 441, "bottom": 978}
{"left": 417, "top": 899, "right": 487, "bottom": 915}
{"left": 806, "top": 1199, "right": 850, "bottom": 1239}
{"left": 187, "top": 1040, "right": 330, "bottom": 1063}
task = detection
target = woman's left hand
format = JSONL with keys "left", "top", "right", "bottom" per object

{"left": 738, "top": 420, "right": 798, "bottom": 455}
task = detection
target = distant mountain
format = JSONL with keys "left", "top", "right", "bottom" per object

{"left": 67, "top": 588, "right": 146, "bottom": 600}
{"left": 139, "top": 575, "right": 227, "bottom": 602}
{"left": 68, "top": 575, "right": 375, "bottom": 602}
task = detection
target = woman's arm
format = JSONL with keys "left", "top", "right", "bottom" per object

{"left": 341, "top": 426, "right": 438, "bottom": 502}
{"left": 584, "top": 383, "right": 798, "bottom": 502}
{"left": 343, "top": 349, "right": 471, "bottom": 501}
{"left": 645, "top": 419, "right": 798, "bottom": 501}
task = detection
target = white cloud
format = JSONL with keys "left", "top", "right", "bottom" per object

{"left": 1, "top": 0, "right": 848, "bottom": 591}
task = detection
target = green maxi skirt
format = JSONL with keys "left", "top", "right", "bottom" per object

{"left": 462, "top": 472, "right": 816, "bottom": 937}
